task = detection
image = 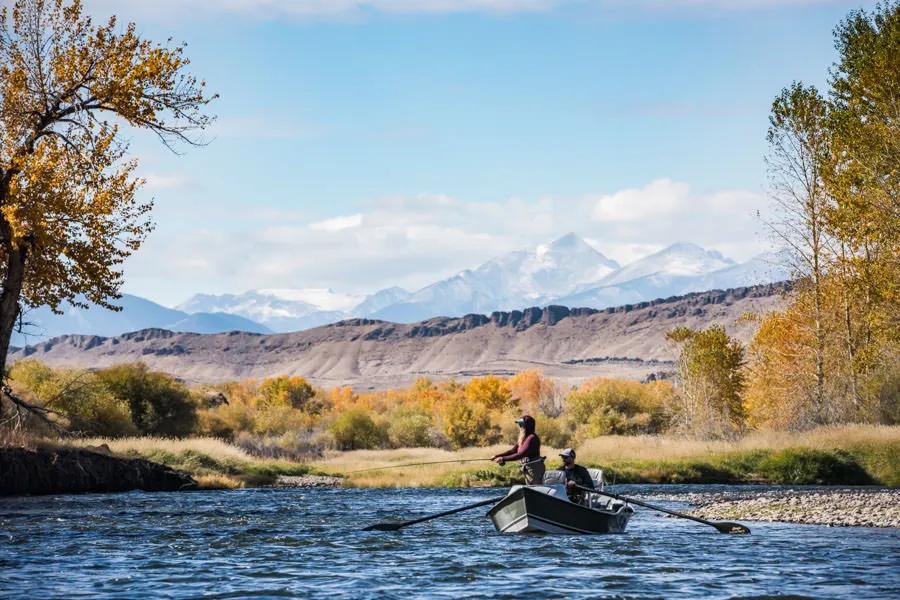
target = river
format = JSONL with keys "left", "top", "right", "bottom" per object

{"left": 1, "top": 485, "right": 898, "bottom": 599}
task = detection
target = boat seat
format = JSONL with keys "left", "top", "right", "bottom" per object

{"left": 542, "top": 470, "right": 566, "bottom": 485}
{"left": 542, "top": 468, "right": 603, "bottom": 488}
{"left": 588, "top": 468, "right": 603, "bottom": 489}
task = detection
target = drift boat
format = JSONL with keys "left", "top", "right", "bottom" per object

{"left": 487, "top": 470, "right": 633, "bottom": 534}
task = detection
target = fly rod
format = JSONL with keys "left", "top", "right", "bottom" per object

{"left": 346, "top": 458, "right": 494, "bottom": 474}
{"left": 346, "top": 456, "right": 545, "bottom": 474}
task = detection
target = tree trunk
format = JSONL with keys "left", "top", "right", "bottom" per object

{"left": 0, "top": 244, "right": 28, "bottom": 380}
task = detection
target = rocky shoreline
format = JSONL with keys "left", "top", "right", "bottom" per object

{"left": 276, "top": 474, "right": 344, "bottom": 488}
{"left": 0, "top": 447, "right": 196, "bottom": 496}
{"left": 638, "top": 488, "right": 900, "bottom": 528}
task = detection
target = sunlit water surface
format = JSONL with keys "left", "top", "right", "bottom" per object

{"left": 1, "top": 485, "right": 898, "bottom": 599}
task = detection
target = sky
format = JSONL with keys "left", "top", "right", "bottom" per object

{"left": 76, "top": 0, "right": 877, "bottom": 306}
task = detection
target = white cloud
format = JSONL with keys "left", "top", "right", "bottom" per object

{"left": 591, "top": 178, "right": 689, "bottom": 222}
{"left": 309, "top": 213, "right": 363, "bottom": 232}
{"left": 123, "top": 178, "right": 773, "bottom": 305}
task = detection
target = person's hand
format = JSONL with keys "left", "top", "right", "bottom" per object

{"left": 494, "top": 457, "right": 506, "bottom": 465}
{"left": 566, "top": 480, "right": 575, "bottom": 489}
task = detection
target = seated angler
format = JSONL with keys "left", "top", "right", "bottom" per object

{"left": 557, "top": 448, "right": 594, "bottom": 504}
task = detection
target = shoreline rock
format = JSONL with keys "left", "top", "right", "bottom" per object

{"left": 275, "top": 474, "right": 343, "bottom": 488}
{"left": 0, "top": 447, "right": 196, "bottom": 496}
{"left": 637, "top": 488, "right": 899, "bottom": 528}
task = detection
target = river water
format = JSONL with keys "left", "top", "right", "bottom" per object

{"left": 1, "top": 485, "right": 898, "bottom": 599}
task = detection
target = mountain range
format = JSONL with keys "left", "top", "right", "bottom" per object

{"left": 13, "top": 234, "right": 791, "bottom": 344}
{"left": 12, "top": 283, "right": 790, "bottom": 387}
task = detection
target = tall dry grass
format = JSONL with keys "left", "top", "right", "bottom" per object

{"left": 576, "top": 424, "right": 900, "bottom": 463}
{"left": 314, "top": 424, "right": 900, "bottom": 487}
{"left": 67, "top": 436, "right": 254, "bottom": 462}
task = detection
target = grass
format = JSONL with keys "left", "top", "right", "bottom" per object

{"left": 61, "top": 436, "right": 314, "bottom": 489}
{"left": 313, "top": 425, "right": 900, "bottom": 488}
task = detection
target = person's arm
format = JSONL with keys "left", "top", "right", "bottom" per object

{"left": 492, "top": 444, "right": 518, "bottom": 460}
{"left": 577, "top": 467, "right": 594, "bottom": 489}
{"left": 502, "top": 434, "right": 537, "bottom": 461}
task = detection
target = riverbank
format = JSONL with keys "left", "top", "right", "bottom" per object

{"left": 24, "top": 424, "right": 898, "bottom": 492}
{"left": 647, "top": 488, "right": 900, "bottom": 528}
{"left": 60, "top": 437, "right": 314, "bottom": 489}
{"left": 0, "top": 446, "right": 195, "bottom": 495}
{"left": 314, "top": 425, "right": 900, "bottom": 488}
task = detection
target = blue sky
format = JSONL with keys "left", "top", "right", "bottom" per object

{"left": 82, "top": 0, "right": 875, "bottom": 306}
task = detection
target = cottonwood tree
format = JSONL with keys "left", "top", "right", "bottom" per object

{"left": 825, "top": 1, "right": 900, "bottom": 406}
{"left": 666, "top": 326, "right": 746, "bottom": 439}
{"left": 763, "top": 83, "right": 833, "bottom": 421}
{"left": 0, "top": 0, "right": 214, "bottom": 421}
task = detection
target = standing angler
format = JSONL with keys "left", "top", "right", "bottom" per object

{"left": 491, "top": 415, "right": 545, "bottom": 484}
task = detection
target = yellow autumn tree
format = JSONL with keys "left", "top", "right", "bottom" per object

{"left": 0, "top": 0, "right": 214, "bottom": 417}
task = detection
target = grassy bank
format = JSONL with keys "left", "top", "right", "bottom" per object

{"left": 314, "top": 425, "right": 900, "bottom": 488}
{"left": 45, "top": 425, "right": 899, "bottom": 489}
{"left": 61, "top": 437, "right": 313, "bottom": 489}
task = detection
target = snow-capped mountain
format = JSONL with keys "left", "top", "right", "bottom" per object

{"left": 12, "top": 294, "right": 270, "bottom": 345}
{"left": 554, "top": 249, "right": 791, "bottom": 310}
{"left": 371, "top": 233, "right": 620, "bottom": 322}
{"left": 353, "top": 287, "right": 413, "bottom": 317}
{"left": 596, "top": 242, "right": 736, "bottom": 288}
{"left": 14, "top": 235, "right": 793, "bottom": 343}
{"left": 176, "top": 289, "right": 352, "bottom": 332}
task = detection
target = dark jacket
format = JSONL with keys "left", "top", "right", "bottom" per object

{"left": 558, "top": 464, "right": 594, "bottom": 490}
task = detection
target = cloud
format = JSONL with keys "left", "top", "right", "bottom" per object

{"left": 591, "top": 178, "right": 689, "bottom": 222}
{"left": 308, "top": 213, "right": 363, "bottom": 232}
{"left": 123, "top": 178, "right": 772, "bottom": 304}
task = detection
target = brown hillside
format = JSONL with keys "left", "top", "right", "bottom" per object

{"left": 11, "top": 283, "right": 789, "bottom": 389}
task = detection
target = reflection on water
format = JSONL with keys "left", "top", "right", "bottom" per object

{"left": 1, "top": 486, "right": 898, "bottom": 599}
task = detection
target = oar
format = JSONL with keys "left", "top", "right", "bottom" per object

{"left": 363, "top": 495, "right": 506, "bottom": 532}
{"left": 346, "top": 458, "right": 493, "bottom": 474}
{"left": 575, "top": 485, "right": 751, "bottom": 534}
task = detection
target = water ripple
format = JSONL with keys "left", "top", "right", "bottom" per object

{"left": 0, "top": 486, "right": 898, "bottom": 599}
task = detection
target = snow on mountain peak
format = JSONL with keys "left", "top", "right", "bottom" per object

{"left": 256, "top": 288, "right": 364, "bottom": 312}
{"left": 598, "top": 242, "right": 736, "bottom": 286}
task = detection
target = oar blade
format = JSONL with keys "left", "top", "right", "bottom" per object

{"left": 362, "top": 522, "right": 406, "bottom": 532}
{"left": 714, "top": 521, "right": 751, "bottom": 535}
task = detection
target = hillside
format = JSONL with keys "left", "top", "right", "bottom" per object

{"left": 11, "top": 283, "right": 789, "bottom": 389}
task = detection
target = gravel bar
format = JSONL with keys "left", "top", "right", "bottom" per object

{"left": 636, "top": 488, "right": 899, "bottom": 528}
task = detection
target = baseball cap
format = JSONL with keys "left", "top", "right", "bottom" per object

{"left": 559, "top": 448, "right": 576, "bottom": 459}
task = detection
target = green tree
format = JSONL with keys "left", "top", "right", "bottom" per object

{"left": 329, "top": 409, "right": 387, "bottom": 451}
{"left": 95, "top": 363, "right": 196, "bottom": 436}
{"left": 387, "top": 408, "right": 433, "bottom": 448}
{"left": 667, "top": 326, "right": 746, "bottom": 439}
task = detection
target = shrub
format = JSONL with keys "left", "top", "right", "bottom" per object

{"left": 539, "top": 417, "right": 573, "bottom": 448}
{"left": 95, "top": 363, "right": 196, "bottom": 436}
{"left": 464, "top": 376, "right": 513, "bottom": 410}
{"left": 254, "top": 404, "right": 312, "bottom": 436}
{"left": 566, "top": 378, "right": 670, "bottom": 439}
{"left": 258, "top": 376, "right": 320, "bottom": 412}
{"left": 442, "top": 397, "right": 498, "bottom": 449}
{"left": 9, "top": 360, "right": 136, "bottom": 437}
{"left": 330, "top": 409, "right": 388, "bottom": 450}
{"left": 388, "top": 409, "right": 433, "bottom": 448}
{"left": 756, "top": 448, "right": 873, "bottom": 485}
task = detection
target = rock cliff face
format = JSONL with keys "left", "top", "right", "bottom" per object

{"left": 11, "top": 283, "right": 790, "bottom": 389}
{"left": 0, "top": 447, "right": 196, "bottom": 496}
